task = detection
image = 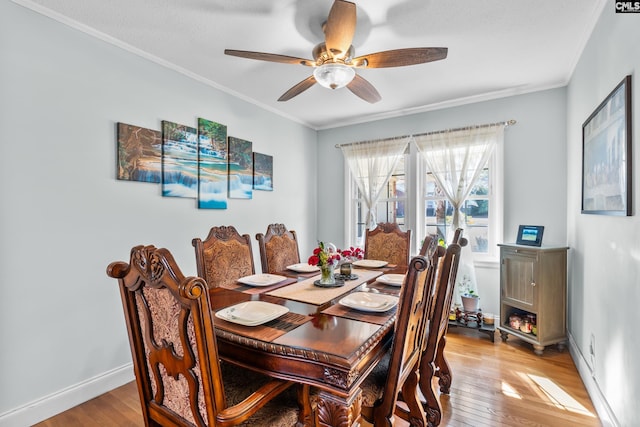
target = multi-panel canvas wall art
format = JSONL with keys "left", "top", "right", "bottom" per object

{"left": 116, "top": 122, "right": 162, "bottom": 183}
{"left": 162, "top": 121, "right": 198, "bottom": 198}
{"left": 228, "top": 136, "right": 253, "bottom": 199}
{"left": 253, "top": 152, "right": 273, "bottom": 191}
{"left": 117, "top": 117, "right": 274, "bottom": 209}
{"left": 197, "top": 118, "right": 228, "bottom": 209}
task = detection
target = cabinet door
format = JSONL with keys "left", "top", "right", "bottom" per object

{"left": 501, "top": 250, "right": 538, "bottom": 309}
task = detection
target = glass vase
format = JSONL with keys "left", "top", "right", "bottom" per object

{"left": 319, "top": 264, "right": 336, "bottom": 285}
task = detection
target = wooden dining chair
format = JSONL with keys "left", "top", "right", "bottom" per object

{"left": 419, "top": 242, "right": 463, "bottom": 427}
{"left": 192, "top": 226, "right": 255, "bottom": 289}
{"left": 106, "top": 245, "right": 308, "bottom": 427}
{"left": 358, "top": 253, "right": 436, "bottom": 427}
{"left": 364, "top": 222, "right": 412, "bottom": 270}
{"left": 255, "top": 223, "right": 301, "bottom": 274}
{"left": 433, "top": 228, "right": 468, "bottom": 396}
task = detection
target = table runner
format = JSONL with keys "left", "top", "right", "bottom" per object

{"left": 219, "top": 277, "right": 297, "bottom": 295}
{"left": 214, "top": 312, "right": 311, "bottom": 342}
{"left": 321, "top": 303, "right": 397, "bottom": 325}
{"left": 265, "top": 268, "right": 383, "bottom": 305}
{"left": 275, "top": 269, "right": 319, "bottom": 279}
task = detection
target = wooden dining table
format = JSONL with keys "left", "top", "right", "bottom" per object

{"left": 207, "top": 266, "right": 404, "bottom": 427}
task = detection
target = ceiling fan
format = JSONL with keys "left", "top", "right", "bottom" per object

{"left": 224, "top": 0, "right": 447, "bottom": 104}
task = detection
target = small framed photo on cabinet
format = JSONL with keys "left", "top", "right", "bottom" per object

{"left": 516, "top": 225, "right": 544, "bottom": 247}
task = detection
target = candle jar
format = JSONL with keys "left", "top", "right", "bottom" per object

{"left": 340, "top": 262, "right": 352, "bottom": 276}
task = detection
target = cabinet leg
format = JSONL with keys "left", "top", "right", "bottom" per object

{"left": 533, "top": 344, "right": 545, "bottom": 356}
{"left": 499, "top": 330, "right": 509, "bottom": 342}
{"left": 557, "top": 341, "right": 566, "bottom": 352}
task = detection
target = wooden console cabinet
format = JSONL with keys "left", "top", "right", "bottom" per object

{"left": 497, "top": 244, "right": 569, "bottom": 355}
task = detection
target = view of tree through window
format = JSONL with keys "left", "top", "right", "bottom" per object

{"left": 425, "top": 168, "right": 490, "bottom": 253}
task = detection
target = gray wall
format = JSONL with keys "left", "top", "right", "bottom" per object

{"left": 317, "top": 88, "right": 569, "bottom": 316}
{"left": 566, "top": 6, "right": 640, "bottom": 427}
{"left": 0, "top": 2, "right": 317, "bottom": 425}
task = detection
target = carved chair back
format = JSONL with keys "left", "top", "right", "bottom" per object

{"left": 106, "top": 245, "right": 295, "bottom": 426}
{"left": 360, "top": 254, "right": 436, "bottom": 426}
{"left": 255, "top": 223, "right": 300, "bottom": 274}
{"left": 364, "top": 222, "right": 412, "bottom": 269}
{"left": 192, "top": 226, "right": 255, "bottom": 289}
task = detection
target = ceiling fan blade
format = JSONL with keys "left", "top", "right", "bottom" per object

{"left": 225, "top": 49, "right": 315, "bottom": 66}
{"left": 352, "top": 47, "right": 448, "bottom": 68}
{"left": 324, "top": 0, "right": 356, "bottom": 58}
{"left": 278, "top": 76, "right": 317, "bottom": 102}
{"left": 347, "top": 74, "right": 381, "bottom": 104}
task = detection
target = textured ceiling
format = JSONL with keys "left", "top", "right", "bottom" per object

{"left": 16, "top": 0, "right": 606, "bottom": 129}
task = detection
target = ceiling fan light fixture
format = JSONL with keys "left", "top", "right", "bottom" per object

{"left": 313, "top": 63, "right": 355, "bottom": 89}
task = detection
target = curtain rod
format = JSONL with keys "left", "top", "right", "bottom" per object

{"left": 334, "top": 119, "right": 516, "bottom": 148}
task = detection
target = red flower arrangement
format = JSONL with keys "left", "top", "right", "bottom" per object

{"left": 338, "top": 246, "right": 364, "bottom": 262}
{"left": 308, "top": 242, "right": 341, "bottom": 267}
{"left": 307, "top": 243, "right": 364, "bottom": 267}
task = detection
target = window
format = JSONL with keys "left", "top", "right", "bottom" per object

{"left": 422, "top": 152, "right": 501, "bottom": 262}
{"left": 347, "top": 154, "right": 408, "bottom": 247}
{"left": 346, "top": 140, "right": 502, "bottom": 263}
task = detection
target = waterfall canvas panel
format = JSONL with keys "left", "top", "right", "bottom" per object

{"left": 197, "top": 118, "right": 228, "bottom": 209}
{"left": 253, "top": 152, "right": 273, "bottom": 191}
{"left": 116, "top": 122, "right": 162, "bottom": 183}
{"left": 228, "top": 136, "right": 253, "bottom": 199}
{"left": 162, "top": 121, "right": 198, "bottom": 198}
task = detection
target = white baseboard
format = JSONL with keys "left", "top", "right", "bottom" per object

{"left": 567, "top": 332, "right": 619, "bottom": 427}
{"left": 0, "top": 363, "right": 134, "bottom": 427}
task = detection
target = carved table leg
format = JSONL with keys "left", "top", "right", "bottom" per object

{"left": 499, "top": 329, "right": 509, "bottom": 342}
{"left": 316, "top": 388, "right": 362, "bottom": 427}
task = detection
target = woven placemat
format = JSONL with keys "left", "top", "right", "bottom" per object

{"left": 219, "top": 277, "right": 297, "bottom": 295}
{"left": 214, "top": 312, "right": 311, "bottom": 342}
{"left": 321, "top": 303, "right": 396, "bottom": 325}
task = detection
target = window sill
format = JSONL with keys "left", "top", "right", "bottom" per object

{"left": 473, "top": 259, "right": 499, "bottom": 269}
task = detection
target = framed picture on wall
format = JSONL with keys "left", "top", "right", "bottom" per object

{"left": 581, "top": 75, "right": 632, "bottom": 216}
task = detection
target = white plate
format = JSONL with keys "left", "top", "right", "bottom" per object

{"left": 377, "top": 274, "right": 405, "bottom": 287}
{"left": 339, "top": 292, "right": 399, "bottom": 313}
{"left": 215, "top": 301, "right": 289, "bottom": 326}
{"left": 286, "top": 263, "right": 320, "bottom": 273}
{"left": 237, "top": 273, "right": 287, "bottom": 287}
{"left": 352, "top": 259, "right": 388, "bottom": 268}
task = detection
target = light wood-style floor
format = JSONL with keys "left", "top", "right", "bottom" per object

{"left": 35, "top": 329, "right": 601, "bottom": 427}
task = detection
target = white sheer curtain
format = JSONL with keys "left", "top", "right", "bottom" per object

{"left": 414, "top": 124, "right": 505, "bottom": 305}
{"left": 340, "top": 137, "right": 410, "bottom": 229}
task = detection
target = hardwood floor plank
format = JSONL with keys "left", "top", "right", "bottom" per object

{"left": 34, "top": 332, "right": 601, "bottom": 427}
